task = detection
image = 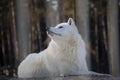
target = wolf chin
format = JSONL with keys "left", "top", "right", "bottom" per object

{"left": 18, "top": 18, "right": 88, "bottom": 78}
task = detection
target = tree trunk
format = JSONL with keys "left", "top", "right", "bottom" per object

{"left": 107, "top": 0, "right": 120, "bottom": 77}
{"left": 45, "top": 0, "right": 60, "bottom": 27}
{"left": 75, "top": 0, "right": 90, "bottom": 69}
{"left": 15, "top": 0, "right": 31, "bottom": 63}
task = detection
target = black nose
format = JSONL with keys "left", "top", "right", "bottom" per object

{"left": 46, "top": 27, "right": 50, "bottom": 31}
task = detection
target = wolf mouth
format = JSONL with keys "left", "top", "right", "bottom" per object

{"left": 47, "top": 30, "right": 61, "bottom": 36}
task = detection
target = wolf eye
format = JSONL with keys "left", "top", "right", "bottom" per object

{"left": 59, "top": 26, "right": 63, "bottom": 29}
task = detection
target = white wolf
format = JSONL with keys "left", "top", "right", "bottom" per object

{"left": 18, "top": 18, "right": 88, "bottom": 78}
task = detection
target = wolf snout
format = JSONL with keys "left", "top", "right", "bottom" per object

{"left": 46, "top": 27, "right": 52, "bottom": 35}
{"left": 46, "top": 27, "right": 50, "bottom": 31}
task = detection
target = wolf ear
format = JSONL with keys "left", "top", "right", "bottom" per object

{"left": 67, "top": 18, "right": 75, "bottom": 25}
{"left": 67, "top": 18, "right": 79, "bottom": 33}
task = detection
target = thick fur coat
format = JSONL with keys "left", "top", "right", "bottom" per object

{"left": 18, "top": 18, "right": 88, "bottom": 78}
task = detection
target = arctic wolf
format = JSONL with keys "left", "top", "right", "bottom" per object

{"left": 18, "top": 18, "right": 88, "bottom": 78}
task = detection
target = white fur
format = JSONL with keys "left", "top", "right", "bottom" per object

{"left": 18, "top": 18, "right": 88, "bottom": 78}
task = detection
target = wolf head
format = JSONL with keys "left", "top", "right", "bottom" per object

{"left": 47, "top": 18, "right": 79, "bottom": 43}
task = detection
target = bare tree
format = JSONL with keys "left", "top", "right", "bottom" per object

{"left": 15, "top": 0, "right": 31, "bottom": 63}
{"left": 45, "top": 0, "right": 60, "bottom": 27}
{"left": 107, "top": 0, "right": 120, "bottom": 77}
{"left": 76, "top": 0, "right": 90, "bottom": 69}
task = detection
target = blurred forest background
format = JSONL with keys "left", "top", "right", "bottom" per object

{"left": 0, "top": 0, "right": 120, "bottom": 77}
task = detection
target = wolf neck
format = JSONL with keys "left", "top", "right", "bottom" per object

{"left": 46, "top": 35, "right": 88, "bottom": 71}
{"left": 47, "top": 35, "right": 87, "bottom": 58}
